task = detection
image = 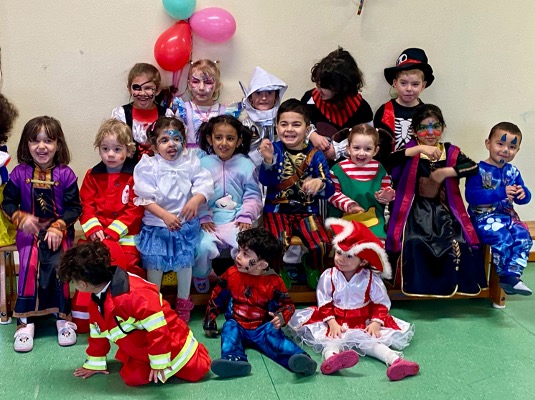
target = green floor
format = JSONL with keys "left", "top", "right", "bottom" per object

{"left": 1, "top": 266, "right": 534, "bottom": 400}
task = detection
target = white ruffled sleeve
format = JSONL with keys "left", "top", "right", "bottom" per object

{"left": 133, "top": 155, "right": 162, "bottom": 206}
{"left": 111, "top": 106, "right": 126, "bottom": 123}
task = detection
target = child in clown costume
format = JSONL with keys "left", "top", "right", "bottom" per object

{"left": 57, "top": 241, "right": 211, "bottom": 387}
{"left": 288, "top": 218, "right": 419, "bottom": 380}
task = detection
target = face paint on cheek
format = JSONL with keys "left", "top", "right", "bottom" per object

{"left": 248, "top": 259, "right": 256, "bottom": 269}
{"left": 164, "top": 130, "right": 185, "bottom": 156}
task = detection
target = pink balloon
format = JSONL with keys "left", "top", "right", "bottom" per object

{"left": 189, "top": 7, "right": 236, "bottom": 43}
{"left": 154, "top": 21, "right": 192, "bottom": 71}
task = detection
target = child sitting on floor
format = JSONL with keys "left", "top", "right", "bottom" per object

{"left": 289, "top": 218, "right": 419, "bottom": 380}
{"left": 57, "top": 241, "right": 211, "bottom": 386}
{"left": 204, "top": 228, "right": 317, "bottom": 378}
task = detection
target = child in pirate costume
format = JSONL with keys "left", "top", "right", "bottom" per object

{"left": 258, "top": 99, "right": 335, "bottom": 289}
{"left": 58, "top": 241, "right": 211, "bottom": 386}
{"left": 288, "top": 218, "right": 419, "bottom": 381}
{"left": 238, "top": 66, "right": 288, "bottom": 166}
{"left": 204, "top": 228, "right": 317, "bottom": 378}
{"left": 373, "top": 48, "right": 434, "bottom": 165}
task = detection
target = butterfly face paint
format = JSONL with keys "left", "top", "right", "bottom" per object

{"left": 155, "top": 129, "right": 185, "bottom": 161}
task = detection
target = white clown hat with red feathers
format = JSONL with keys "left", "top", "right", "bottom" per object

{"left": 325, "top": 218, "right": 392, "bottom": 279}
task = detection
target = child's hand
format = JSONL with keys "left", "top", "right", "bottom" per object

{"left": 201, "top": 222, "right": 216, "bottom": 233}
{"left": 258, "top": 139, "right": 274, "bottom": 164}
{"left": 162, "top": 212, "right": 182, "bottom": 231}
{"left": 148, "top": 368, "right": 168, "bottom": 384}
{"left": 309, "top": 131, "right": 331, "bottom": 151}
{"left": 505, "top": 185, "right": 517, "bottom": 202}
{"left": 74, "top": 367, "right": 110, "bottom": 380}
{"left": 429, "top": 168, "right": 449, "bottom": 184}
{"left": 20, "top": 214, "right": 41, "bottom": 236}
{"left": 375, "top": 187, "right": 395, "bottom": 204}
{"left": 327, "top": 318, "right": 346, "bottom": 338}
{"left": 89, "top": 231, "right": 105, "bottom": 242}
{"left": 181, "top": 194, "right": 205, "bottom": 221}
{"left": 418, "top": 145, "right": 442, "bottom": 161}
{"left": 514, "top": 185, "right": 526, "bottom": 200}
{"left": 365, "top": 321, "right": 382, "bottom": 338}
{"left": 269, "top": 312, "right": 282, "bottom": 329}
{"left": 235, "top": 222, "right": 251, "bottom": 232}
{"left": 204, "top": 328, "right": 218, "bottom": 338}
{"left": 323, "top": 145, "right": 336, "bottom": 160}
{"left": 302, "top": 177, "right": 324, "bottom": 196}
{"left": 45, "top": 230, "right": 62, "bottom": 252}
{"left": 203, "top": 319, "right": 218, "bottom": 337}
{"left": 348, "top": 203, "right": 364, "bottom": 214}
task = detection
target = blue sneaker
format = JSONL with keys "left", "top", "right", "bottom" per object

{"left": 499, "top": 275, "right": 532, "bottom": 296}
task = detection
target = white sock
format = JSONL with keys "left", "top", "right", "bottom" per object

{"left": 177, "top": 268, "right": 192, "bottom": 299}
{"left": 19, "top": 317, "right": 28, "bottom": 324}
{"left": 322, "top": 344, "right": 341, "bottom": 361}
{"left": 366, "top": 343, "right": 400, "bottom": 365}
{"left": 147, "top": 269, "right": 164, "bottom": 290}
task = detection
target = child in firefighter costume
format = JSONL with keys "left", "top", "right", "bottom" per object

{"left": 288, "top": 218, "right": 419, "bottom": 380}
{"left": 203, "top": 227, "right": 317, "bottom": 378}
{"left": 57, "top": 241, "right": 211, "bottom": 386}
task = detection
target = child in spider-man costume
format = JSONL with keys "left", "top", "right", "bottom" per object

{"left": 203, "top": 227, "right": 317, "bottom": 378}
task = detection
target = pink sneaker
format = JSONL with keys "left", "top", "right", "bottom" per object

{"left": 175, "top": 297, "right": 194, "bottom": 323}
{"left": 387, "top": 358, "right": 420, "bottom": 381}
{"left": 320, "top": 350, "right": 359, "bottom": 375}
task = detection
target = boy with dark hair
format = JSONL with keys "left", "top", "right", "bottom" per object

{"left": 57, "top": 241, "right": 211, "bottom": 386}
{"left": 374, "top": 48, "right": 434, "bottom": 164}
{"left": 204, "top": 227, "right": 317, "bottom": 378}
{"left": 257, "top": 99, "right": 335, "bottom": 289}
{"left": 465, "top": 122, "right": 532, "bottom": 298}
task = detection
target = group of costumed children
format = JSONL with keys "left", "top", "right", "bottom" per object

{"left": 0, "top": 45, "right": 531, "bottom": 387}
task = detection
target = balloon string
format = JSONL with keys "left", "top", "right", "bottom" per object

{"left": 172, "top": 25, "right": 194, "bottom": 98}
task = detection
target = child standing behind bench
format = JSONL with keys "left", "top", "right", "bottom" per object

{"left": 466, "top": 122, "right": 532, "bottom": 297}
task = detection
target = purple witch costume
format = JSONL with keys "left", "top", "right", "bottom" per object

{"left": 2, "top": 163, "right": 81, "bottom": 319}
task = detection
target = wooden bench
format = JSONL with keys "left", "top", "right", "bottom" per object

{"left": 2, "top": 224, "right": 534, "bottom": 321}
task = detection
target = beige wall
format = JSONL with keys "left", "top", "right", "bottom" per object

{"left": 1, "top": 0, "right": 535, "bottom": 219}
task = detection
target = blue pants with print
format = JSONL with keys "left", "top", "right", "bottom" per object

{"left": 220, "top": 319, "right": 305, "bottom": 370}
{"left": 474, "top": 212, "right": 532, "bottom": 277}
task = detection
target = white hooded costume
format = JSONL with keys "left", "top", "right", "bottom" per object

{"left": 239, "top": 67, "right": 287, "bottom": 166}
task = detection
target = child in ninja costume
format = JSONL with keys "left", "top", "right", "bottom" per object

{"left": 204, "top": 227, "right": 317, "bottom": 378}
{"left": 288, "top": 218, "right": 419, "bottom": 380}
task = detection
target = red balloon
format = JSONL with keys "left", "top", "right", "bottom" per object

{"left": 154, "top": 21, "right": 192, "bottom": 72}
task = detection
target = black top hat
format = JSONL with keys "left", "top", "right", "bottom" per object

{"left": 384, "top": 48, "right": 434, "bottom": 87}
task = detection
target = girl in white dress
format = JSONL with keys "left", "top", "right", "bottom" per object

{"left": 133, "top": 117, "right": 214, "bottom": 322}
{"left": 288, "top": 218, "right": 419, "bottom": 380}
